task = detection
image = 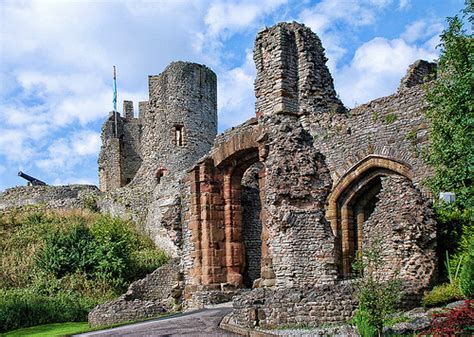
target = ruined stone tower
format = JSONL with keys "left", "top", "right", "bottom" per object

{"left": 98, "top": 62, "right": 217, "bottom": 192}
{"left": 254, "top": 22, "right": 345, "bottom": 118}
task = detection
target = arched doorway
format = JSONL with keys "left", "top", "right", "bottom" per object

{"left": 241, "top": 162, "right": 264, "bottom": 288}
{"left": 326, "top": 155, "right": 413, "bottom": 278}
{"left": 217, "top": 148, "right": 264, "bottom": 287}
{"left": 187, "top": 122, "right": 267, "bottom": 290}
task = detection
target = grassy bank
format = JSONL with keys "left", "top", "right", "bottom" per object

{"left": 0, "top": 207, "right": 169, "bottom": 333}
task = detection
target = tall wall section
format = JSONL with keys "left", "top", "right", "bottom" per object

{"left": 134, "top": 61, "right": 217, "bottom": 185}
{"left": 254, "top": 22, "right": 345, "bottom": 117}
{"left": 98, "top": 103, "right": 142, "bottom": 192}
{"left": 228, "top": 22, "right": 438, "bottom": 328}
{"left": 98, "top": 62, "right": 217, "bottom": 258}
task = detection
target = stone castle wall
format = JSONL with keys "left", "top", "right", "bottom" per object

{"left": 232, "top": 284, "right": 357, "bottom": 328}
{"left": 88, "top": 259, "right": 182, "bottom": 326}
{"left": 363, "top": 175, "right": 437, "bottom": 303}
{"left": 99, "top": 61, "right": 217, "bottom": 192}
{"left": 98, "top": 62, "right": 217, "bottom": 257}
{"left": 308, "top": 83, "right": 434, "bottom": 192}
{"left": 0, "top": 185, "right": 100, "bottom": 211}
{"left": 91, "top": 21, "right": 439, "bottom": 328}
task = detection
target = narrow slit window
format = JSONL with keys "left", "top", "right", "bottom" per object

{"left": 175, "top": 125, "right": 184, "bottom": 146}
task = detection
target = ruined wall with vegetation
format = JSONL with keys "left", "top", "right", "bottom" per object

{"left": 0, "top": 185, "right": 100, "bottom": 211}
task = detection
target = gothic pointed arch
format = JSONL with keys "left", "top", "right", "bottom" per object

{"left": 326, "top": 155, "right": 414, "bottom": 277}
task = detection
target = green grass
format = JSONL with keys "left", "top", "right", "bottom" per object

{"left": 3, "top": 311, "right": 180, "bottom": 337}
{"left": 0, "top": 207, "right": 170, "bottom": 332}
{"left": 2, "top": 322, "right": 91, "bottom": 336}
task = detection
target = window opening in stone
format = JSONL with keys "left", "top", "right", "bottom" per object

{"left": 174, "top": 125, "right": 184, "bottom": 146}
{"left": 241, "top": 162, "right": 264, "bottom": 288}
{"left": 156, "top": 168, "right": 167, "bottom": 184}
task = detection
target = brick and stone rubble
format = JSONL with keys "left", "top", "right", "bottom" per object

{"left": 88, "top": 259, "right": 183, "bottom": 326}
{"left": 363, "top": 175, "right": 437, "bottom": 304}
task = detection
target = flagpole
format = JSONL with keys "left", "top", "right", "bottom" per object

{"left": 113, "top": 66, "right": 118, "bottom": 137}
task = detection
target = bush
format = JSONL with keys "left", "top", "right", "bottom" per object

{"left": 35, "top": 214, "right": 169, "bottom": 291}
{"left": 1, "top": 209, "right": 170, "bottom": 332}
{"left": 36, "top": 224, "right": 98, "bottom": 278}
{"left": 353, "top": 308, "right": 378, "bottom": 337}
{"left": 353, "top": 238, "right": 401, "bottom": 335}
{"left": 422, "top": 282, "right": 464, "bottom": 307}
{"left": 459, "top": 241, "right": 474, "bottom": 298}
{"left": 419, "top": 300, "right": 474, "bottom": 336}
{"left": 0, "top": 289, "right": 96, "bottom": 332}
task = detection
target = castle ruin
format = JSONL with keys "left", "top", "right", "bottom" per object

{"left": 0, "top": 22, "right": 439, "bottom": 330}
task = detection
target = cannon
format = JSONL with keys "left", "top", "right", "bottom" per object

{"left": 18, "top": 171, "right": 47, "bottom": 186}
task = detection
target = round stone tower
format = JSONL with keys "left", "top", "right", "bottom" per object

{"left": 137, "top": 61, "right": 217, "bottom": 184}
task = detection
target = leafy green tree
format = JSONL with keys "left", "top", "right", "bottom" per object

{"left": 425, "top": 3, "right": 473, "bottom": 210}
{"left": 425, "top": 2, "right": 474, "bottom": 277}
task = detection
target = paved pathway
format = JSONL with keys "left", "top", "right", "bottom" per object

{"left": 74, "top": 303, "right": 238, "bottom": 337}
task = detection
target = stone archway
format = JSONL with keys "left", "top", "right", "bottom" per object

{"left": 326, "top": 155, "right": 413, "bottom": 278}
{"left": 187, "top": 121, "right": 266, "bottom": 290}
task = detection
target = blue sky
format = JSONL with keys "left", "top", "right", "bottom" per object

{"left": 0, "top": 0, "right": 465, "bottom": 191}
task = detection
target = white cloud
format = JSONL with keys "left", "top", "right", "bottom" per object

{"left": 72, "top": 131, "right": 101, "bottom": 156}
{"left": 205, "top": 0, "right": 287, "bottom": 37}
{"left": 399, "top": 0, "right": 410, "bottom": 10}
{"left": 299, "top": 0, "right": 394, "bottom": 70}
{"left": 36, "top": 130, "right": 102, "bottom": 171}
{"left": 334, "top": 37, "right": 438, "bottom": 106}
{"left": 0, "top": 129, "right": 35, "bottom": 162}
{"left": 218, "top": 50, "right": 256, "bottom": 129}
{"left": 401, "top": 19, "right": 443, "bottom": 43}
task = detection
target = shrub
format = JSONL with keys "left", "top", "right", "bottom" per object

{"left": 353, "top": 308, "right": 378, "bottom": 337}
{"left": 422, "top": 282, "right": 464, "bottom": 307}
{"left": 459, "top": 240, "right": 474, "bottom": 298}
{"left": 36, "top": 223, "right": 98, "bottom": 278}
{"left": 0, "top": 289, "right": 95, "bottom": 332}
{"left": 129, "top": 249, "right": 170, "bottom": 280}
{"left": 418, "top": 300, "right": 474, "bottom": 336}
{"left": 353, "top": 238, "right": 401, "bottom": 335}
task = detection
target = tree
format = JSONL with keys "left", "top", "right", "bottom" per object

{"left": 425, "top": 2, "right": 473, "bottom": 210}
{"left": 425, "top": 2, "right": 474, "bottom": 274}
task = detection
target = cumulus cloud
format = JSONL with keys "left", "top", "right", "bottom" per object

{"left": 399, "top": 0, "right": 411, "bottom": 10}
{"left": 218, "top": 50, "right": 256, "bottom": 130}
{"left": 334, "top": 37, "right": 438, "bottom": 106}
{"left": 401, "top": 19, "right": 443, "bottom": 43}
{"left": 36, "top": 130, "right": 101, "bottom": 171}
{"left": 205, "top": 0, "right": 287, "bottom": 37}
{"left": 298, "top": 0, "right": 395, "bottom": 71}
